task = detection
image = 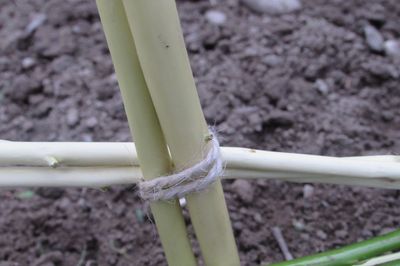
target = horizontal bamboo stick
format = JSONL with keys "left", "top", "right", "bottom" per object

{"left": 0, "top": 167, "right": 397, "bottom": 190}
{"left": 1, "top": 142, "right": 399, "bottom": 168}
{"left": 0, "top": 142, "right": 138, "bottom": 167}
{"left": 1, "top": 142, "right": 400, "bottom": 177}
{"left": 0, "top": 166, "right": 139, "bottom": 187}
{"left": 0, "top": 142, "right": 400, "bottom": 189}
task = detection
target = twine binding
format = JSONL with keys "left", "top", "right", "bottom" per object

{"left": 139, "top": 130, "right": 223, "bottom": 201}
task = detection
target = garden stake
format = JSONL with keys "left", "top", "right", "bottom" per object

{"left": 1, "top": 142, "right": 400, "bottom": 189}
{"left": 122, "top": 1, "right": 240, "bottom": 265}
{"left": 96, "top": 1, "right": 196, "bottom": 265}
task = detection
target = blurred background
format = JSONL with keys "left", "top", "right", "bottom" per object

{"left": 0, "top": 0, "right": 399, "bottom": 265}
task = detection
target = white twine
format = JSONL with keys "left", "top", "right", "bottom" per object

{"left": 139, "top": 131, "right": 223, "bottom": 201}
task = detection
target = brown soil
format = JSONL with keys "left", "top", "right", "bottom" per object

{"left": 1, "top": 0, "right": 400, "bottom": 265}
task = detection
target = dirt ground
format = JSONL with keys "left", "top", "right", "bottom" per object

{"left": 0, "top": 0, "right": 400, "bottom": 265}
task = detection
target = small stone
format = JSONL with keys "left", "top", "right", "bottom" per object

{"left": 233, "top": 221, "right": 244, "bottom": 230}
{"left": 85, "top": 117, "right": 98, "bottom": 129}
{"left": 179, "top": 197, "right": 187, "bottom": 207}
{"left": 364, "top": 24, "right": 384, "bottom": 52}
{"left": 303, "top": 184, "right": 314, "bottom": 198}
{"left": 205, "top": 10, "right": 226, "bottom": 26}
{"left": 231, "top": 179, "right": 254, "bottom": 204}
{"left": 58, "top": 198, "right": 71, "bottom": 209}
{"left": 21, "top": 57, "right": 36, "bottom": 69}
{"left": 26, "top": 14, "right": 47, "bottom": 34}
{"left": 382, "top": 111, "right": 394, "bottom": 122}
{"left": 263, "top": 54, "right": 283, "bottom": 67}
{"left": 362, "top": 60, "right": 399, "bottom": 79}
{"left": 292, "top": 219, "right": 305, "bottom": 231}
{"left": 82, "top": 134, "right": 93, "bottom": 142}
{"left": 135, "top": 208, "right": 144, "bottom": 224}
{"left": 316, "top": 229, "right": 327, "bottom": 240}
{"left": 66, "top": 108, "right": 79, "bottom": 127}
{"left": 241, "top": 0, "right": 301, "bottom": 14}
{"left": 384, "top": 40, "right": 400, "bottom": 58}
{"left": 254, "top": 213, "right": 263, "bottom": 223}
{"left": 315, "top": 79, "right": 329, "bottom": 94}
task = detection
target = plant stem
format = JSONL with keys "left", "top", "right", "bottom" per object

{"left": 267, "top": 229, "right": 400, "bottom": 266}
{"left": 96, "top": 1, "right": 196, "bottom": 265}
{"left": 121, "top": 1, "right": 240, "bottom": 265}
{"left": 381, "top": 259, "right": 400, "bottom": 266}
{"left": 356, "top": 251, "right": 400, "bottom": 266}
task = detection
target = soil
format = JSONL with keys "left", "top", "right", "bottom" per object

{"left": 0, "top": 0, "right": 400, "bottom": 265}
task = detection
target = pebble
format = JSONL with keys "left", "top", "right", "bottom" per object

{"left": 263, "top": 54, "right": 283, "bottom": 67}
{"left": 21, "top": 57, "right": 36, "bottom": 69}
{"left": 26, "top": 14, "right": 47, "bottom": 34}
{"left": 179, "top": 197, "right": 187, "bottom": 207}
{"left": 254, "top": 212, "right": 263, "bottom": 223}
{"left": 205, "top": 10, "right": 227, "bottom": 26}
{"left": 363, "top": 24, "right": 384, "bottom": 52}
{"left": 81, "top": 134, "right": 93, "bottom": 142}
{"left": 303, "top": 184, "right": 314, "bottom": 198}
{"left": 66, "top": 108, "right": 79, "bottom": 127}
{"left": 231, "top": 179, "right": 254, "bottom": 204}
{"left": 58, "top": 198, "right": 71, "bottom": 209}
{"left": 315, "top": 79, "right": 329, "bottom": 94}
{"left": 292, "top": 219, "right": 305, "bottom": 231}
{"left": 85, "top": 117, "right": 98, "bottom": 129}
{"left": 384, "top": 40, "right": 400, "bottom": 58}
{"left": 241, "top": 0, "right": 301, "bottom": 14}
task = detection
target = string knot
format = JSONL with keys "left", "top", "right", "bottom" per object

{"left": 139, "top": 130, "right": 223, "bottom": 201}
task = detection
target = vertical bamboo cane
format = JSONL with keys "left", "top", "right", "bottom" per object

{"left": 96, "top": 1, "right": 197, "bottom": 265}
{"left": 122, "top": 1, "right": 240, "bottom": 265}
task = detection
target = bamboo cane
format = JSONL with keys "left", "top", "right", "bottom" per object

{"left": 96, "top": 1, "right": 196, "bottom": 265}
{"left": 1, "top": 142, "right": 400, "bottom": 189}
{"left": 0, "top": 167, "right": 399, "bottom": 190}
{"left": 121, "top": 1, "right": 240, "bottom": 265}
